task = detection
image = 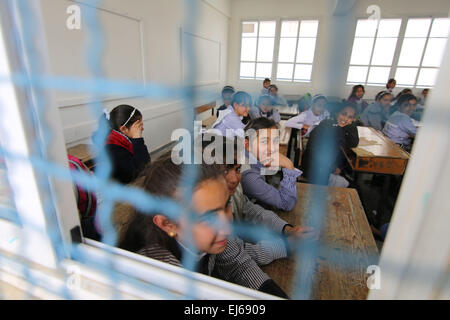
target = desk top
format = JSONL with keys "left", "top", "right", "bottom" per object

{"left": 277, "top": 105, "right": 298, "bottom": 116}
{"left": 261, "top": 183, "right": 379, "bottom": 299}
{"left": 352, "top": 126, "right": 410, "bottom": 159}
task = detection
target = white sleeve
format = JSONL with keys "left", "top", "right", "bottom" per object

{"left": 285, "top": 112, "right": 306, "bottom": 130}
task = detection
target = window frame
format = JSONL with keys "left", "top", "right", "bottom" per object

{"left": 346, "top": 15, "right": 449, "bottom": 89}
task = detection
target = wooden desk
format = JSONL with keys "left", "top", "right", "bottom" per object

{"left": 261, "top": 183, "right": 379, "bottom": 299}
{"left": 67, "top": 144, "right": 96, "bottom": 170}
{"left": 342, "top": 126, "right": 410, "bottom": 175}
{"left": 277, "top": 105, "right": 298, "bottom": 120}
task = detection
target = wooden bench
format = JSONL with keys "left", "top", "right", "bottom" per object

{"left": 342, "top": 126, "right": 410, "bottom": 175}
{"left": 261, "top": 183, "right": 379, "bottom": 299}
{"left": 195, "top": 101, "right": 217, "bottom": 129}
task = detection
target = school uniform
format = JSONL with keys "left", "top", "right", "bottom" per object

{"left": 216, "top": 104, "right": 229, "bottom": 117}
{"left": 103, "top": 130, "right": 151, "bottom": 184}
{"left": 137, "top": 238, "right": 288, "bottom": 298}
{"left": 231, "top": 184, "right": 289, "bottom": 265}
{"left": 301, "top": 119, "right": 359, "bottom": 187}
{"left": 212, "top": 105, "right": 245, "bottom": 138}
{"left": 382, "top": 111, "right": 417, "bottom": 147}
{"left": 249, "top": 106, "right": 281, "bottom": 123}
{"left": 285, "top": 108, "right": 330, "bottom": 136}
{"left": 360, "top": 102, "right": 389, "bottom": 131}
{"left": 271, "top": 95, "right": 288, "bottom": 106}
{"left": 240, "top": 153, "right": 302, "bottom": 212}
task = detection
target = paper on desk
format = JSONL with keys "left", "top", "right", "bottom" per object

{"left": 357, "top": 137, "right": 380, "bottom": 146}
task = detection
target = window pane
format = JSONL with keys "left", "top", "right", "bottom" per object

{"left": 398, "top": 38, "right": 426, "bottom": 66}
{"left": 355, "top": 19, "right": 377, "bottom": 37}
{"left": 278, "top": 38, "right": 297, "bottom": 62}
{"left": 241, "top": 38, "right": 257, "bottom": 61}
{"left": 422, "top": 38, "right": 448, "bottom": 67}
{"left": 430, "top": 18, "right": 450, "bottom": 37}
{"left": 416, "top": 68, "right": 438, "bottom": 87}
{"left": 294, "top": 64, "right": 312, "bottom": 81}
{"left": 371, "top": 38, "right": 398, "bottom": 65}
{"left": 276, "top": 63, "right": 294, "bottom": 80}
{"left": 349, "top": 38, "right": 374, "bottom": 65}
{"left": 347, "top": 66, "right": 368, "bottom": 83}
{"left": 242, "top": 22, "right": 258, "bottom": 37}
{"left": 255, "top": 63, "right": 272, "bottom": 79}
{"left": 405, "top": 18, "right": 432, "bottom": 37}
{"left": 395, "top": 67, "right": 418, "bottom": 86}
{"left": 281, "top": 21, "right": 299, "bottom": 37}
{"left": 377, "top": 19, "right": 402, "bottom": 37}
{"left": 296, "top": 38, "right": 316, "bottom": 63}
{"left": 259, "top": 21, "right": 276, "bottom": 37}
{"left": 257, "top": 38, "right": 274, "bottom": 62}
{"left": 240, "top": 62, "right": 255, "bottom": 78}
{"left": 299, "top": 20, "right": 319, "bottom": 37}
{"left": 367, "top": 66, "right": 391, "bottom": 84}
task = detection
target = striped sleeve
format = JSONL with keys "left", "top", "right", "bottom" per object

{"left": 214, "top": 237, "right": 270, "bottom": 291}
{"left": 244, "top": 239, "right": 288, "bottom": 266}
{"left": 241, "top": 198, "right": 288, "bottom": 234}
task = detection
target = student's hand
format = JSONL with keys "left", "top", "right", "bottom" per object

{"left": 278, "top": 154, "right": 294, "bottom": 170}
{"left": 129, "top": 120, "right": 143, "bottom": 139}
{"left": 284, "top": 225, "right": 317, "bottom": 240}
{"left": 302, "top": 124, "right": 310, "bottom": 130}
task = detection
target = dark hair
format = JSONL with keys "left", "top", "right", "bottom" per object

{"left": 268, "top": 84, "right": 278, "bottom": 92}
{"left": 329, "top": 102, "right": 357, "bottom": 119}
{"left": 263, "top": 78, "right": 271, "bottom": 84}
{"left": 375, "top": 90, "right": 392, "bottom": 101}
{"left": 231, "top": 91, "right": 252, "bottom": 108}
{"left": 109, "top": 104, "right": 142, "bottom": 131}
{"left": 221, "top": 86, "right": 235, "bottom": 99}
{"left": 244, "top": 117, "right": 278, "bottom": 133}
{"left": 117, "top": 153, "right": 226, "bottom": 255}
{"left": 397, "top": 93, "right": 417, "bottom": 108}
{"left": 348, "top": 85, "right": 365, "bottom": 99}
{"left": 386, "top": 78, "right": 396, "bottom": 88}
{"left": 256, "top": 94, "right": 273, "bottom": 106}
{"left": 393, "top": 88, "right": 412, "bottom": 101}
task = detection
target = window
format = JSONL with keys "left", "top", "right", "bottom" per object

{"left": 276, "top": 20, "right": 319, "bottom": 82}
{"left": 395, "top": 18, "right": 449, "bottom": 88}
{"left": 347, "top": 17, "right": 450, "bottom": 88}
{"left": 240, "top": 21, "right": 276, "bottom": 79}
{"left": 347, "top": 19, "right": 402, "bottom": 85}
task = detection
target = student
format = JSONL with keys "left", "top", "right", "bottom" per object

{"left": 412, "top": 88, "right": 429, "bottom": 121}
{"left": 241, "top": 118, "right": 302, "bottom": 212}
{"left": 417, "top": 88, "right": 429, "bottom": 107}
{"left": 301, "top": 102, "right": 359, "bottom": 187}
{"left": 297, "top": 92, "right": 312, "bottom": 113}
{"left": 268, "top": 85, "right": 288, "bottom": 106}
{"left": 386, "top": 78, "right": 396, "bottom": 93}
{"left": 347, "top": 85, "right": 368, "bottom": 115}
{"left": 94, "top": 105, "right": 151, "bottom": 184}
{"left": 360, "top": 91, "right": 393, "bottom": 131}
{"left": 212, "top": 91, "right": 252, "bottom": 137}
{"left": 205, "top": 136, "right": 316, "bottom": 266}
{"left": 382, "top": 93, "right": 418, "bottom": 151}
{"left": 249, "top": 94, "right": 281, "bottom": 123}
{"left": 285, "top": 94, "right": 330, "bottom": 136}
{"left": 261, "top": 78, "right": 271, "bottom": 95}
{"left": 390, "top": 88, "right": 412, "bottom": 114}
{"left": 216, "top": 86, "right": 235, "bottom": 117}
{"left": 117, "top": 154, "right": 288, "bottom": 298}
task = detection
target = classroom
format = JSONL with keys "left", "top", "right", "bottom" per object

{"left": 0, "top": 0, "right": 449, "bottom": 303}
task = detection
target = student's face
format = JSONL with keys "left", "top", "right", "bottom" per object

{"left": 423, "top": 89, "right": 429, "bottom": 98}
{"left": 400, "top": 99, "right": 417, "bottom": 116}
{"left": 179, "top": 178, "right": 231, "bottom": 255}
{"left": 263, "top": 81, "right": 270, "bottom": 89}
{"left": 233, "top": 101, "right": 251, "bottom": 117}
{"left": 336, "top": 107, "right": 356, "bottom": 127}
{"left": 259, "top": 99, "right": 273, "bottom": 113}
{"left": 388, "top": 81, "right": 396, "bottom": 89}
{"left": 355, "top": 87, "right": 365, "bottom": 99}
{"left": 223, "top": 93, "right": 233, "bottom": 106}
{"left": 312, "top": 99, "right": 326, "bottom": 116}
{"left": 379, "top": 94, "right": 392, "bottom": 109}
{"left": 248, "top": 127, "right": 280, "bottom": 165}
{"left": 224, "top": 164, "right": 242, "bottom": 195}
{"left": 269, "top": 87, "right": 278, "bottom": 96}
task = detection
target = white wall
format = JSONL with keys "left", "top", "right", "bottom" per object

{"left": 227, "top": 0, "right": 450, "bottom": 100}
{"left": 40, "top": 0, "right": 231, "bottom": 149}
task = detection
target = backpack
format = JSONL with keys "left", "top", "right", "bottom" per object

{"left": 68, "top": 155, "right": 97, "bottom": 218}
